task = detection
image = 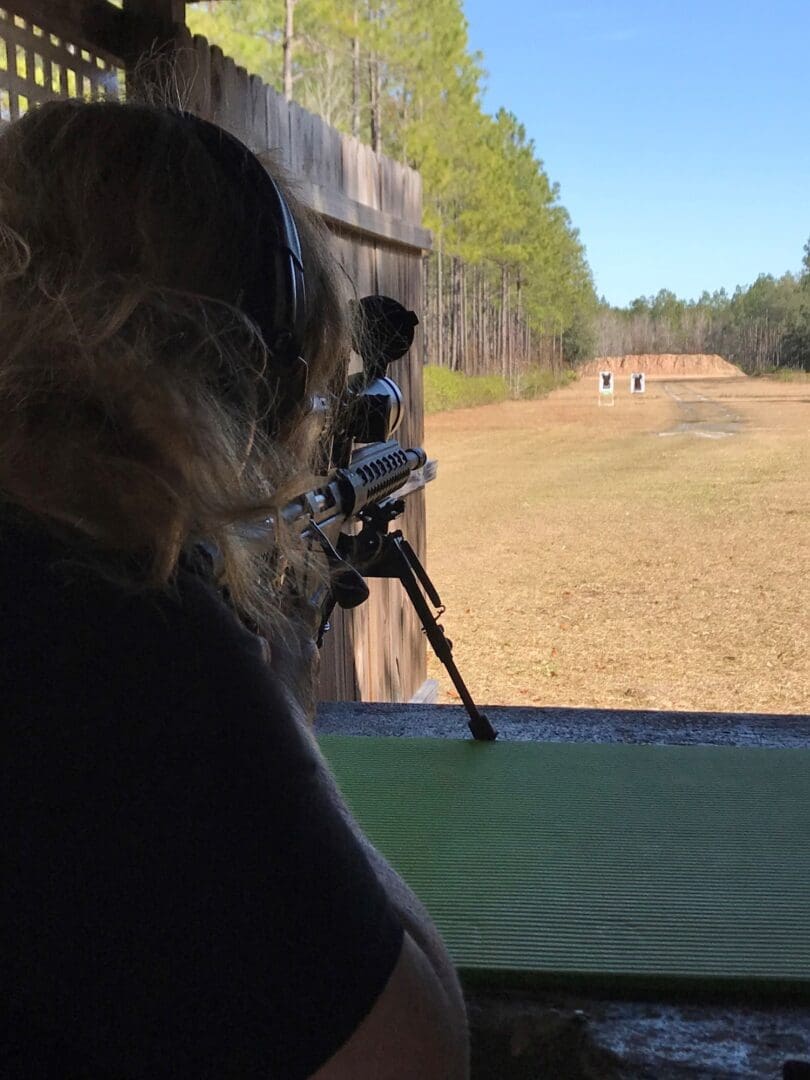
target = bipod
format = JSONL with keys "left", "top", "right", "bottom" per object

{"left": 365, "top": 530, "right": 497, "bottom": 741}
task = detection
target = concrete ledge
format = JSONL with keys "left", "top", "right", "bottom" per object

{"left": 465, "top": 990, "right": 810, "bottom": 1079}
{"left": 316, "top": 700, "right": 810, "bottom": 749}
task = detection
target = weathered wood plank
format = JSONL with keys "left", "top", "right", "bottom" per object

{"left": 247, "top": 71, "right": 266, "bottom": 151}
{"left": 217, "top": 49, "right": 236, "bottom": 130}
{"left": 207, "top": 41, "right": 224, "bottom": 124}
{"left": 298, "top": 179, "right": 431, "bottom": 253}
{"left": 264, "top": 83, "right": 291, "bottom": 170}
{"left": 192, "top": 31, "right": 212, "bottom": 116}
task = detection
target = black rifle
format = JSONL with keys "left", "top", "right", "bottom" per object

{"left": 242, "top": 296, "right": 496, "bottom": 742}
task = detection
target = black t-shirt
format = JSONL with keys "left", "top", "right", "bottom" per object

{"left": 0, "top": 512, "right": 403, "bottom": 1079}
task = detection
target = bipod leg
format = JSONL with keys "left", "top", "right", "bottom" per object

{"left": 394, "top": 535, "right": 443, "bottom": 609}
{"left": 388, "top": 535, "right": 497, "bottom": 741}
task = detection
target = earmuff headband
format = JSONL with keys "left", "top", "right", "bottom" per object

{"left": 173, "top": 110, "right": 308, "bottom": 425}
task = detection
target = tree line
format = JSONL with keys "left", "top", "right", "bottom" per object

{"left": 186, "top": 1, "right": 597, "bottom": 381}
{"left": 596, "top": 239, "right": 810, "bottom": 374}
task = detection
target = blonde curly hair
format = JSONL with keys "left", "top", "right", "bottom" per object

{"left": 0, "top": 99, "right": 350, "bottom": 639}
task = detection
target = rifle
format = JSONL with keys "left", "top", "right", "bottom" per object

{"left": 240, "top": 296, "right": 496, "bottom": 742}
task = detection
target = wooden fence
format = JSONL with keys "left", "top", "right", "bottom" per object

{"left": 0, "top": 0, "right": 432, "bottom": 705}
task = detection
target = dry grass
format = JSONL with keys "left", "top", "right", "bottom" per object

{"left": 424, "top": 375, "right": 810, "bottom": 714}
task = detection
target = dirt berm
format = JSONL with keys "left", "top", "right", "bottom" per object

{"left": 582, "top": 354, "right": 744, "bottom": 378}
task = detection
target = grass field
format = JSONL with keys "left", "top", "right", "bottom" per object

{"left": 424, "top": 375, "right": 810, "bottom": 714}
{"left": 423, "top": 364, "right": 576, "bottom": 413}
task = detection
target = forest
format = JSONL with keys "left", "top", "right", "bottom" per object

{"left": 187, "top": 2, "right": 809, "bottom": 378}
{"left": 597, "top": 240, "right": 810, "bottom": 374}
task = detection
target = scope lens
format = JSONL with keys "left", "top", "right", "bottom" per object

{"left": 354, "top": 376, "right": 403, "bottom": 442}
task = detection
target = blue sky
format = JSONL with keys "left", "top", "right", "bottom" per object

{"left": 461, "top": 0, "right": 810, "bottom": 307}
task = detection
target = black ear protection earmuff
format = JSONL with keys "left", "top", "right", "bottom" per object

{"left": 173, "top": 111, "right": 308, "bottom": 429}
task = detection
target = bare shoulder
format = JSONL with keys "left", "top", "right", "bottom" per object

{"left": 310, "top": 930, "right": 469, "bottom": 1080}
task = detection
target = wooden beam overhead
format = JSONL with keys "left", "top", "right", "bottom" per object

{"left": 4, "top": 2, "right": 122, "bottom": 56}
{"left": 1, "top": 1, "right": 186, "bottom": 62}
{"left": 122, "top": 0, "right": 184, "bottom": 29}
{"left": 121, "top": 0, "right": 185, "bottom": 75}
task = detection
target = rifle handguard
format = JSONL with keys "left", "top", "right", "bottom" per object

{"left": 335, "top": 441, "right": 427, "bottom": 515}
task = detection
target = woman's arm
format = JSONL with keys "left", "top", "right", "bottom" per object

{"left": 312, "top": 930, "right": 469, "bottom": 1080}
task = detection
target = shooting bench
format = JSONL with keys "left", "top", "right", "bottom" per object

{"left": 317, "top": 703, "right": 810, "bottom": 1078}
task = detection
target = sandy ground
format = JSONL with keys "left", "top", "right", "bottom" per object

{"left": 423, "top": 375, "right": 810, "bottom": 714}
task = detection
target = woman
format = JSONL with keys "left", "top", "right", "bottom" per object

{"left": 0, "top": 100, "right": 468, "bottom": 1078}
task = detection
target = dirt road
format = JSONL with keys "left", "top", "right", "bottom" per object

{"left": 659, "top": 381, "right": 744, "bottom": 438}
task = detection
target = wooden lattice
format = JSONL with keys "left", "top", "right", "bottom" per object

{"left": 0, "top": 6, "right": 124, "bottom": 123}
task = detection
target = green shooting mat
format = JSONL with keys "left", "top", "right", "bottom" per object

{"left": 318, "top": 735, "right": 810, "bottom": 997}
